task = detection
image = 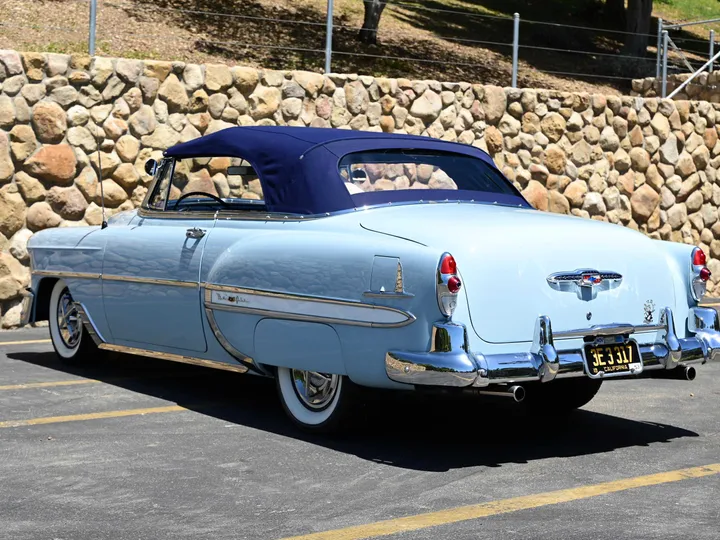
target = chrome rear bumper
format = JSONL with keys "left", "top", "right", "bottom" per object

{"left": 385, "top": 307, "right": 720, "bottom": 388}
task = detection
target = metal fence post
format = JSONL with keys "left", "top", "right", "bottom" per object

{"left": 656, "top": 18, "right": 663, "bottom": 78}
{"left": 511, "top": 13, "right": 519, "bottom": 87}
{"left": 710, "top": 29, "right": 715, "bottom": 73}
{"left": 88, "top": 0, "right": 97, "bottom": 56}
{"left": 662, "top": 30, "right": 669, "bottom": 98}
{"left": 324, "top": 0, "right": 334, "bottom": 74}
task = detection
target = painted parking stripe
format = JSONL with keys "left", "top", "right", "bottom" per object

{"left": 0, "top": 405, "right": 187, "bottom": 429}
{"left": 281, "top": 463, "right": 720, "bottom": 540}
{"left": 0, "top": 339, "right": 51, "bottom": 346}
{"left": 0, "top": 379, "right": 97, "bottom": 391}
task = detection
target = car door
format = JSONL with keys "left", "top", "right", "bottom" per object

{"left": 101, "top": 159, "right": 215, "bottom": 353}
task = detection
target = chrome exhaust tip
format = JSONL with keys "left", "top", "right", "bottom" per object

{"left": 638, "top": 365, "right": 698, "bottom": 381}
{"left": 471, "top": 385, "right": 526, "bottom": 402}
{"left": 509, "top": 385, "right": 525, "bottom": 403}
{"left": 684, "top": 366, "right": 697, "bottom": 381}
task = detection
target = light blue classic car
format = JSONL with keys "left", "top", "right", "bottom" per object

{"left": 21, "top": 126, "right": 720, "bottom": 431}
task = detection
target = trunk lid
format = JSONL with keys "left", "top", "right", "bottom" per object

{"left": 361, "top": 204, "right": 676, "bottom": 344}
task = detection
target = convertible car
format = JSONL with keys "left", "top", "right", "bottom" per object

{"left": 21, "top": 126, "right": 720, "bottom": 431}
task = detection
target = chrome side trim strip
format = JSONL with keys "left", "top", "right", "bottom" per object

{"left": 203, "top": 285, "right": 415, "bottom": 328}
{"left": 33, "top": 271, "right": 199, "bottom": 288}
{"left": 102, "top": 274, "right": 198, "bottom": 288}
{"left": 32, "top": 270, "right": 101, "bottom": 280}
{"left": 362, "top": 291, "right": 415, "bottom": 299}
{"left": 207, "top": 303, "right": 414, "bottom": 328}
{"left": 98, "top": 343, "right": 250, "bottom": 374}
{"left": 30, "top": 246, "right": 103, "bottom": 251}
{"left": 204, "top": 307, "right": 266, "bottom": 375}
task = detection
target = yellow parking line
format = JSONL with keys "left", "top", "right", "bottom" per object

{"left": 282, "top": 463, "right": 720, "bottom": 540}
{"left": 0, "top": 379, "right": 98, "bottom": 391}
{"left": 0, "top": 405, "right": 187, "bottom": 429}
{"left": 0, "top": 339, "right": 51, "bottom": 346}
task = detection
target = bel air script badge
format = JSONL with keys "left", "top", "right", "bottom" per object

{"left": 546, "top": 269, "right": 623, "bottom": 301}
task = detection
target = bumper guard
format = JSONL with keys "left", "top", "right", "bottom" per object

{"left": 385, "top": 307, "right": 720, "bottom": 388}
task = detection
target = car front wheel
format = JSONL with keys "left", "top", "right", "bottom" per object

{"left": 48, "top": 279, "right": 100, "bottom": 365}
{"left": 276, "top": 367, "right": 356, "bottom": 432}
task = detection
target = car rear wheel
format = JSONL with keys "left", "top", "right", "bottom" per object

{"left": 276, "top": 367, "right": 356, "bottom": 432}
{"left": 48, "top": 279, "right": 100, "bottom": 365}
{"left": 524, "top": 378, "right": 603, "bottom": 412}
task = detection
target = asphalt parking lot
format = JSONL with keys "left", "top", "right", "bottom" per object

{"left": 1, "top": 327, "right": 719, "bottom": 540}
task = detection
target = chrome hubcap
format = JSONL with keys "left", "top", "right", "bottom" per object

{"left": 57, "top": 288, "right": 81, "bottom": 348}
{"left": 291, "top": 370, "right": 340, "bottom": 410}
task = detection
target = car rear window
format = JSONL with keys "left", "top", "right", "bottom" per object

{"left": 337, "top": 149, "right": 516, "bottom": 197}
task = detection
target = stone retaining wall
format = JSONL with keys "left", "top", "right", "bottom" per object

{"left": 2, "top": 49, "right": 720, "bottom": 327}
{"left": 632, "top": 73, "right": 720, "bottom": 102}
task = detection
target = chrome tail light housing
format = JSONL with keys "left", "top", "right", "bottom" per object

{"left": 690, "top": 247, "right": 711, "bottom": 301}
{"left": 437, "top": 253, "right": 462, "bottom": 317}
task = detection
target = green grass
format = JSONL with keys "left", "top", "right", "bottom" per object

{"left": 653, "top": 0, "right": 720, "bottom": 35}
{"left": 24, "top": 41, "right": 89, "bottom": 55}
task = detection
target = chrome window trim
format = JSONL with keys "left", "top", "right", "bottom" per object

{"left": 203, "top": 284, "right": 416, "bottom": 328}
{"left": 142, "top": 157, "right": 175, "bottom": 211}
{"left": 145, "top": 198, "right": 529, "bottom": 222}
{"left": 137, "top": 207, "right": 218, "bottom": 220}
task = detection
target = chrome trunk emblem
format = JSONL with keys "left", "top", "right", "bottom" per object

{"left": 547, "top": 269, "right": 623, "bottom": 301}
{"left": 643, "top": 300, "right": 656, "bottom": 324}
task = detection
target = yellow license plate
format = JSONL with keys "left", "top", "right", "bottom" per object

{"left": 584, "top": 340, "right": 642, "bottom": 377}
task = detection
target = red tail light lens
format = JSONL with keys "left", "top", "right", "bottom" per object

{"left": 440, "top": 254, "right": 457, "bottom": 275}
{"left": 693, "top": 248, "right": 707, "bottom": 266}
{"left": 690, "top": 247, "right": 710, "bottom": 301}
{"left": 447, "top": 276, "right": 462, "bottom": 293}
{"left": 437, "top": 253, "right": 460, "bottom": 317}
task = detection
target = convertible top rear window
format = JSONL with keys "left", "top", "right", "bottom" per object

{"left": 338, "top": 149, "right": 518, "bottom": 199}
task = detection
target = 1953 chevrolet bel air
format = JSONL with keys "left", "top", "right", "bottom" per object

{"left": 21, "top": 126, "right": 720, "bottom": 431}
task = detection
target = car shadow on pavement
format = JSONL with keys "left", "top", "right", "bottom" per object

{"left": 8, "top": 351, "right": 699, "bottom": 472}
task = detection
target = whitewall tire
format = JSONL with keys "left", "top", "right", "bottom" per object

{"left": 48, "top": 279, "right": 98, "bottom": 365}
{"left": 276, "top": 367, "right": 355, "bottom": 432}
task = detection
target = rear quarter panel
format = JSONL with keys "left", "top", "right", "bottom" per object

{"left": 201, "top": 216, "right": 444, "bottom": 387}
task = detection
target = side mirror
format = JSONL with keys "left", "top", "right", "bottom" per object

{"left": 144, "top": 159, "right": 158, "bottom": 176}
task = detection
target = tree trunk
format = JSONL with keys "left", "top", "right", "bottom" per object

{"left": 604, "top": 0, "right": 625, "bottom": 26}
{"left": 358, "top": 0, "right": 387, "bottom": 45}
{"left": 623, "top": 0, "right": 653, "bottom": 56}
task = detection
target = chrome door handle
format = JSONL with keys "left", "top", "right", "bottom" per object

{"left": 186, "top": 227, "right": 206, "bottom": 239}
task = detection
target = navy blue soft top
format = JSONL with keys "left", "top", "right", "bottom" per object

{"left": 164, "top": 126, "right": 528, "bottom": 215}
